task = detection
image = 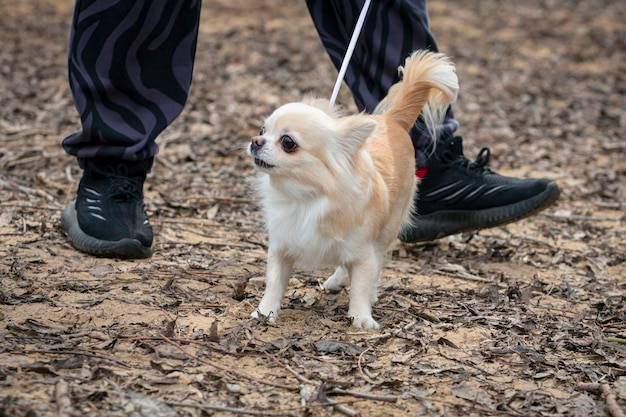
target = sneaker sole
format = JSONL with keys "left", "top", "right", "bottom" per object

{"left": 61, "top": 201, "right": 153, "bottom": 259}
{"left": 400, "top": 181, "right": 561, "bottom": 243}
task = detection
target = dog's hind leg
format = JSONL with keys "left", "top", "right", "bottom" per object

{"left": 322, "top": 265, "right": 350, "bottom": 292}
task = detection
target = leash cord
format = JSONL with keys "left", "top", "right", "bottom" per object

{"left": 329, "top": 0, "right": 372, "bottom": 106}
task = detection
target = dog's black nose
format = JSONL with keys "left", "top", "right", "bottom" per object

{"left": 250, "top": 136, "right": 265, "bottom": 152}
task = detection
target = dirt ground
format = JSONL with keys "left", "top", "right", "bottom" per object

{"left": 1, "top": 0, "right": 625, "bottom": 416}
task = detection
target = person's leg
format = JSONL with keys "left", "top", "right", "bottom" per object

{"left": 306, "top": 0, "right": 559, "bottom": 242}
{"left": 306, "top": 0, "right": 456, "bottom": 168}
{"left": 61, "top": 0, "right": 201, "bottom": 258}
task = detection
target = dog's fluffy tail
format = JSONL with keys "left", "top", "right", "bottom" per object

{"left": 374, "top": 50, "right": 458, "bottom": 139}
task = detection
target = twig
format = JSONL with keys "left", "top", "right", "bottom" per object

{"left": 540, "top": 213, "right": 623, "bottom": 222}
{"left": 154, "top": 217, "right": 220, "bottom": 225}
{"left": 263, "top": 351, "right": 317, "bottom": 385}
{"left": 165, "top": 400, "right": 298, "bottom": 416}
{"left": 412, "top": 393, "right": 531, "bottom": 417}
{"left": 329, "top": 388, "right": 397, "bottom": 403}
{"left": 54, "top": 379, "right": 74, "bottom": 417}
{"left": 579, "top": 383, "right": 626, "bottom": 417}
{"left": 188, "top": 195, "right": 254, "bottom": 204}
{"left": 317, "top": 385, "right": 360, "bottom": 417}
{"left": 394, "top": 295, "right": 441, "bottom": 323}
{"left": 606, "top": 337, "right": 626, "bottom": 345}
{"left": 357, "top": 346, "right": 376, "bottom": 385}
{"left": 602, "top": 142, "right": 626, "bottom": 151}
{"left": 479, "top": 232, "right": 555, "bottom": 248}
{"left": 122, "top": 335, "right": 230, "bottom": 353}
{"left": 21, "top": 349, "right": 130, "bottom": 368}
{"left": 324, "top": 398, "right": 359, "bottom": 417}
{"left": 509, "top": 234, "right": 555, "bottom": 247}
{"left": 160, "top": 234, "right": 260, "bottom": 249}
{"left": 367, "top": 319, "right": 418, "bottom": 342}
{"left": 155, "top": 156, "right": 181, "bottom": 172}
{"left": 416, "top": 310, "right": 441, "bottom": 323}
{"left": 0, "top": 179, "right": 59, "bottom": 203}
{"left": 2, "top": 127, "right": 44, "bottom": 138}
{"left": 436, "top": 270, "right": 493, "bottom": 283}
{"left": 159, "top": 335, "right": 298, "bottom": 391}
{"left": 263, "top": 353, "right": 381, "bottom": 416}
{"left": 0, "top": 202, "right": 61, "bottom": 210}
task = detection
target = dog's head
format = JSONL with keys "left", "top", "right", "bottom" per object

{"left": 248, "top": 99, "right": 377, "bottom": 192}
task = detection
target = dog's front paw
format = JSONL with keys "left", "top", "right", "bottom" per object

{"left": 350, "top": 315, "right": 380, "bottom": 330}
{"left": 251, "top": 308, "right": 278, "bottom": 323}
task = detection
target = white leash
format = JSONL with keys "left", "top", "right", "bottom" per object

{"left": 329, "top": 0, "right": 372, "bottom": 106}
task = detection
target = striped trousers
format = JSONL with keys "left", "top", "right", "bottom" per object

{"left": 63, "top": 0, "right": 459, "bottom": 169}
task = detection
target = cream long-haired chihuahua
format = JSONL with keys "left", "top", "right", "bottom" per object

{"left": 248, "top": 51, "right": 458, "bottom": 329}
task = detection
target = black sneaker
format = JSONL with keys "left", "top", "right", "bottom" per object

{"left": 400, "top": 136, "right": 560, "bottom": 242}
{"left": 61, "top": 160, "right": 154, "bottom": 258}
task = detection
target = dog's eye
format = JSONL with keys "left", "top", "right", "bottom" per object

{"left": 259, "top": 127, "right": 265, "bottom": 135}
{"left": 281, "top": 135, "right": 297, "bottom": 153}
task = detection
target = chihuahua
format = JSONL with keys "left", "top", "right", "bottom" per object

{"left": 248, "top": 50, "right": 458, "bottom": 329}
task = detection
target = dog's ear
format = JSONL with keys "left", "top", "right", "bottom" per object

{"left": 336, "top": 115, "right": 377, "bottom": 156}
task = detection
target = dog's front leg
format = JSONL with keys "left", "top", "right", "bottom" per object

{"left": 347, "top": 249, "right": 382, "bottom": 330}
{"left": 252, "top": 248, "right": 293, "bottom": 322}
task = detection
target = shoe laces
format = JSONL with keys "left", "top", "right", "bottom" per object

{"left": 103, "top": 165, "right": 144, "bottom": 202}
{"left": 446, "top": 146, "right": 493, "bottom": 175}
{"left": 107, "top": 176, "right": 142, "bottom": 202}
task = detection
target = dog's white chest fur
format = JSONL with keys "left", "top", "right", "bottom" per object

{"left": 258, "top": 177, "right": 362, "bottom": 269}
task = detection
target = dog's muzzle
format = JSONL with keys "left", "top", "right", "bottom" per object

{"left": 254, "top": 158, "right": 274, "bottom": 170}
{"left": 249, "top": 136, "right": 275, "bottom": 170}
